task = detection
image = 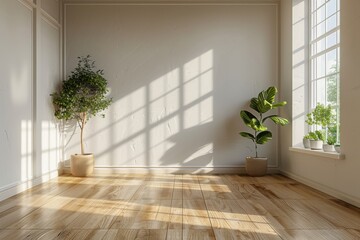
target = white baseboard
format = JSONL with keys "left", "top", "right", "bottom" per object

{"left": 62, "top": 166, "right": 280, "bottom": 175}
{"left": 281, "top": 170, "right": 360, "bottom": 208}
{"left": 0, "top": 170, "right": 60, "bottom": 202}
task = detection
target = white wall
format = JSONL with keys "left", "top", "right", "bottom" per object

{"left": 0, "top": 0, "right": 62, "bottom": 200}
{"left": 280, "top": 0, "right": 360, "bottom": 207}
{"left": 64, "top": 2, "right": 280, "bottom": 173}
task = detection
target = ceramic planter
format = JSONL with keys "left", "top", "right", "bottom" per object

{"left": 323, "top": 144, "right": 336, "bottom": 152}
{"left": 303, "top": 139, "right": 310, "bottom": 148}
{"left": 335, "top": 145, "right": 341, "bottom": 153}
{"left": 310, "top": 140, "right": 323, "bottom": 150}
{"left": 70, "top": 154, "right": 94, "bottom": 177}
{"left": 245, "top": 157, "right": 268, "bottom": 177}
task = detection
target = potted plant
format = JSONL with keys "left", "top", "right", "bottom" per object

{"left": 335, "top": 144, "right": 341, "bottom": 153}
{"left": 51, "top": 55, "right": 112, "bottom": 176}
{"left": 323, "top": 135, "right": 336, "bottom": 152}
{"left": 303, "top": 134, "right": 311, "bottom": 149}
{"left": 308, "top": 130, "right": 325, "bottom": 150}
{"left": 305, "top": 103, "right": 334, "bottom": 150}
{"left": 239, "top": 86, "right": 289, "bottom": 176}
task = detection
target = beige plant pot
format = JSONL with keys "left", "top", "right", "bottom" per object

{"left": 303, "top": 138, "right": 310, "bottom": 148}
{"left": 70, "top": 154, "right": 94, "bottom": 177}
{"left": 323, "top": 144, "right": 336, "bottom": 152}
{"left": 310, "top": 140, "right": 323, "bottom": 150}
{"left": 245, "top": 157, "right": 268, "bottom": 177}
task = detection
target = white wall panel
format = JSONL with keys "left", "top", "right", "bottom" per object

{"left": 0, "top": 0, "right": 62, "bottom": 200}
{"left": 65, "top": 4, "right": 279, "bottom": 170}
{"left": 0, "top": 0, "right": 34, "bottom": 187}
{"left": 35, "top": 18, "right": 61, "bottom": 177}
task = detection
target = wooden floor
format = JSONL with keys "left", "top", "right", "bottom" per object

{"left": 0, "top": 174, "right": 359, "bottom": 240}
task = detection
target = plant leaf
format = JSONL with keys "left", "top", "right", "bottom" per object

{"left": 239, "top": 132, "right": 255, "bottom": 141}
{"left": 272, "top": 101, "right": 287, "bottom": 108}
{"left": 256, "top": 131, "right": 272, "bottom": 144}
{"left": 240, "top": 110, "right": 267, "bottom": 131}
{"left": 265, "top": 86, "right": 277, "bottom": 104}
{"left": 250, "top": 98, "right": 260, "bottom": 113}
{"left": 263, "top": 115, "right": 289, "bottom": 126}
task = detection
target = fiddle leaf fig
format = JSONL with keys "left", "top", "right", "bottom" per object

{"left": 239, "top": 86, "right": 289, "bottom": 157}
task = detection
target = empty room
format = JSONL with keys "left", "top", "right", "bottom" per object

{"left": 0, "top": 0, "right": 359, "bottom": 239}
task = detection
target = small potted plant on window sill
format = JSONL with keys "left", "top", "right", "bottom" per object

{"left": 308, "top": 130, "right": 325, "bottom": 150}
{"left": 51, "top": 55, "right": 112, "bottom": 177}
{"left": 334, "top": 144, "right": 341, "bottom": 153}
{"left": 323, "top": 136, "right": 336, "bottom": 152}
{"left": 303, "top": 134, "right": 311, "bottom": 149}
{"left": 239, "top": 86, "right": 289, "bottom": 176}
{"left": 305, "top": 103, "right": 334, "bottom": 150}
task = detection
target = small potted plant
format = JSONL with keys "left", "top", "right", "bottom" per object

{"left": 308, "top": 130, "right": 325, "bottom": 150}
{"left": 323, "top": 136, "right": 336, "bottom": 152}
{"left": 303, "top": 134, "right": 311, "bottom": 149}
{"left": 51, "top": 55, "right": 112, "bottom": 176}
{"left": 305, "top": 103, "right": 334, "bottom": 150}
{"left": 335, "top": 144, "right": 341, "bottom": 153}
{"left": 239, "top": 86, "right": 289, "bottom": 176}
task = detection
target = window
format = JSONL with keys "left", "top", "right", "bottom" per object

{"left": 309, "top": 0, "right": 340, "bottom": 143}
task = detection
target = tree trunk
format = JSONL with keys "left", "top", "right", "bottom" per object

{"left": 80, "top": 112, "right": 86, "bottom": 155}
{"left": 80, "top": 125, "right": 84, "bottom": 155}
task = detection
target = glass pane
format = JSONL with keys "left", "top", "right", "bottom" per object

{"left": 311, "top": 0, "right": 316, "bottom": 12}
{"left": 326, "top": 0, "right": 337, "bottom": 17}
{"left": 316, "top": 78, "right": 326, "bottom": 104}
{"left": 326, "top": 73, "right": 338, "bottom": 105}
{"left": 316, "top": 6, "right": 326, "bottom": 24}
{"left": 312, "top": 27, "right": 317, "bottom": 41}
{"left": 317, "top": 0, "right": 326, "bottom": 9}
{"left": 326, "top": 13, "right": 337, "bottom": 32}
{"left": 316, "top": 54, "right": 326, "bottom": 78}
{"left": 326, "top": 49, "right": 337, "bottom": 74}
{"left": 316, "top": 38, "right": 326, "bottom": 53}
{"left": 316, "top": 21, "right": 326, "bottom": 37}
{"left": 326, "top": 31, "right": 337, "bottom": 49}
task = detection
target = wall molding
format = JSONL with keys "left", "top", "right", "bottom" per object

{"left": 18, "top": 0, "right": 36, "bottom": 10}
{"left": 281, "top": 170, "right": 360, "bottom": 208}
{"left": 0, "top": 170, "right": 60, "bottom": 202}
{"left": 41, "top": 10, "right": 61, "bottom": 29}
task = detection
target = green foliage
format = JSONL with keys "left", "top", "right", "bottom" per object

{"left": 51, "top": 55, "right": 112, "bottom": 154}
{"left": 326, "top": 135, "right": 336, "bottom": 145}
{"left": 308, "top": 130, "right": 325, "bottom": 141}
{"left": 303, "top": 134, "right": 311, "bottom": 140}
{"left": 305, "top": 103, "right": 333, "bottom": 127}
{"left": 305, "top": 103, "right": 338, "bottom": 145}
{"left": 239, "top": 86, "right": 289, "bottom": 157}
{"left": 327, "top": 65, "right": 339, "bottom": 105}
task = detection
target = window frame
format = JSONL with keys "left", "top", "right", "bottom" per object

{"left": 308, "top": 0, "right": 340, "bottom": 143}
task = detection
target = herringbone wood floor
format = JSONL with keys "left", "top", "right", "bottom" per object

{"left": 0, "top": 174, "right": 359, "bottom": 239}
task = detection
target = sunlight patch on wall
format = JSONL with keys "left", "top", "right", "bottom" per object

{"left": 41, "top": 121, "right": 60, "bottom": 173}
{"left": 183, "top": 50, "right": 213, "bottom": 129}
{"left": 21, "top": 120, "right": 32, "bottom": 181}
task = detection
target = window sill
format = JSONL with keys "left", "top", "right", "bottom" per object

{"left": 289, "top": 147, "right": 345, "bottom": 160}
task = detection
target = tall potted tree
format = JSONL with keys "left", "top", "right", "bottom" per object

{"left": 239, "top": 86, "right": 288, "bottom": 176}
{"left": 51, "top": 55, "right": 112, "bottom": 176}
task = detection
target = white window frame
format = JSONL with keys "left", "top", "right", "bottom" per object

{"left": 308, "top": 0, "right": 340, "bottom": 143}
